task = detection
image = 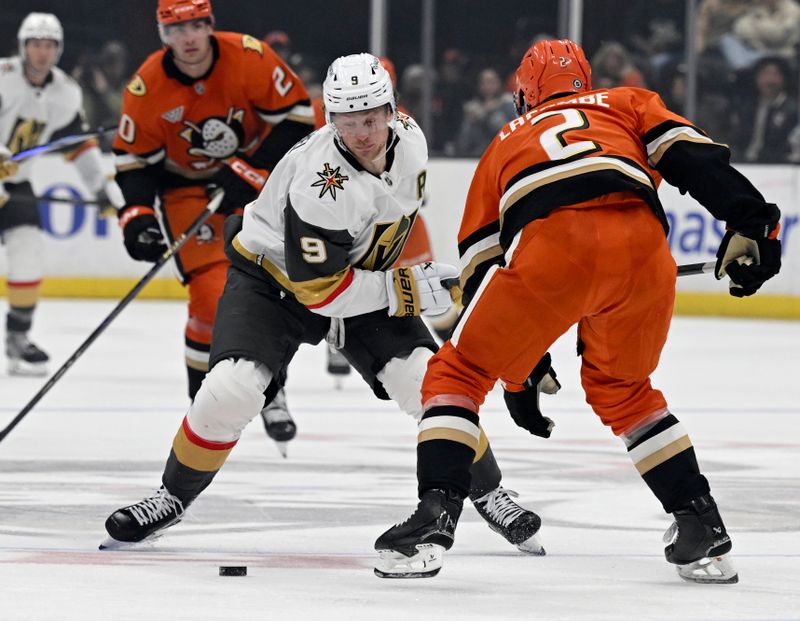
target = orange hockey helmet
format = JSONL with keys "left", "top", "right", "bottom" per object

{"left": 156, "top": 0, "right": 213, "bottom": 26}
{"left": 514, "top": 39, "right": 592, "bottom": 115}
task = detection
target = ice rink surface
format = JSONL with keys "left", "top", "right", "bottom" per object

{"left": 0, "top": 299, "right": 798, "bottom": 621}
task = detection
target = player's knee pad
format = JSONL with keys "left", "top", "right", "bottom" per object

{"left": 4, "top": 225, "right": 44, "bottom": 282}
{"left": 187, "top": 357, "right": 272, "bottom": 442}
{"left": 377, "top": 346, "right": 433, "bottom": 421}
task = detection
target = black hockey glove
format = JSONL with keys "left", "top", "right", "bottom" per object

{"left": 503, "top": 352, "right": 561, "bottom": 438}
{"left": 119, "top": 206, "right": 167, "bottom": 262}
{"left": 715, "top": 205, "right": 781, "bottom": 297}
{"left": 207, "top": 157, "right": 269, "bottom": 214}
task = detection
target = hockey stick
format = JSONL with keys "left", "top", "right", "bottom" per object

{"left": 10, "top": 126, "right": 118, "bottom": 163}
{"left": 0, "top": 190, "right": 225, "bottom": 444}
{"left": 12, "top": 194, "right": 117, "bottom": 217}
{"left": 27, "top": 195, "right": 106, "bottom": 206}
{"left": 677, "top": 261, "right": 716, "bottom": 277}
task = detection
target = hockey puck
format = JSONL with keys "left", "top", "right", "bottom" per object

{"left": 219, "top": 566, "right": 247, "bottom": 576}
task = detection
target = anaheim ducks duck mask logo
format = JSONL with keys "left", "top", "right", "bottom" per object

{"left": 179, "top": 107, "right": 247, "bottom": 170}
{"left": 311, "top": 162, "right": 349, "bottom": 200}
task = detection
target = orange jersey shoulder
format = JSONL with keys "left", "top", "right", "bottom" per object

{"left": 457, "top": 87, "right": 716, "bottom": 298}
{"left": 113, "top": 32, "right": 312, "bottom": 176}
{"left": 460, "top": 87, "right": 708, "bottom": 244}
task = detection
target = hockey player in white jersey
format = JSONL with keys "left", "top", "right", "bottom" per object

{"left": 0, "top": 13, "right": 123, "bottom": 375}
{"left": 101, "top": 54, "right": 546, "bottom": 559}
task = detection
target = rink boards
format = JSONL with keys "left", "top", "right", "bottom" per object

{"left": 0, "top": 155, "right": 798, "bottom": 318}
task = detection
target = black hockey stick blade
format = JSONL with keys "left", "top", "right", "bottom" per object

{"left": 10, "top": 126, "right": 118, "bottom": 163}
{"left": 677, "top": 261, "right": 716, "bottom": 277}
{"left": 14, "top": 195, "right": 116, "bottom": 217}
{"left": 0, "top": 190, "right": 224, "bottom": 445}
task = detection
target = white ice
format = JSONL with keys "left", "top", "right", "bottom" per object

{"left": 0, "top": 300, "right": 798, "bottom": 621}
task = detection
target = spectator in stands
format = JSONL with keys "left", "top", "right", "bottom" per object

{"left": 696, "top": 0, "right": 751, "bottom": 55}
{"left": 456, "top": 67, "right": 516, "bottom": 157}
{"left": 732, "top": 0, "right": 800, "bottom": 61}
{"left": 435, "top": 48, "right": 471, "bottom": 155}
{"left": 733, "top": 56, "right": 798, "bottom": 162}
{"left": 398, "top": 63, "right": 441, "bottom": 136}
{"left": 591, "top": 41, "right": 646, "bottom": 89}
{"left": 263, "top": 30, "right": 292, "bottom": 63}
{"left": 71, "top": 40, "right": 129, "bottom": 149}
{"left": 623, "top": 0, "right": 684, "bottom": 81}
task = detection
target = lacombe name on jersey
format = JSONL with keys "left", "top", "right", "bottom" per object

{"left": 0, "top": 56, "right": 84, "bottom": 182}
{"left": 236, "top": 116, "right": 428, "bottom": 316}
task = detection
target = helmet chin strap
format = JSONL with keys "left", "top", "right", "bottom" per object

{"left": 367, "top": 128, "right": 395, "bottom": 167}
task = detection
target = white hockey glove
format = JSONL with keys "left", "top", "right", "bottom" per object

{"left": 96, "top": 177, "right": 125, "bottom": 217}
{"left": 0, "top": 144, "right": 19, "bottom": 181}
{"left": 386, "top": 261, "right": 459, "bottom": 317}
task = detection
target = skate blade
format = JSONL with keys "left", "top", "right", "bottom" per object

{"left": 274, "top": 441, "right": 288, "bottom": 458}
{"left": 7, "top": 360, "right": 48, "bottom": 377}
{"left": 99, "top": 535, "right": 152, "bottom": 550}
{"left": 516, "top": 533, "right": 546, "bottom": 556}
{"left": 374, "top": 543, "right": 444, "bottom": 579}
{"left": 676, "top": 553, "right": 739, "bottom": 584}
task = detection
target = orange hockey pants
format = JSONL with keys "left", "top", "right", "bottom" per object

{"left": 422, "top": 203, "right": 676, "bottom": 436}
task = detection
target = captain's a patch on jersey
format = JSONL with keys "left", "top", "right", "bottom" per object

{"left": 311, "top": 163, "right": 349, "bottom": 200}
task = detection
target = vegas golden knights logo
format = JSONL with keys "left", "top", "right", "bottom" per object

{"left": 7, "top": 118, "right": 47, "bottom": 154}
{"left": 357, "top": 211, "right": 417, "bottom": 271}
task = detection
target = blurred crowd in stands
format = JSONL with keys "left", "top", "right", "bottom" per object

{"left": 63, "top": 0, "right": 800, "bottom": 163}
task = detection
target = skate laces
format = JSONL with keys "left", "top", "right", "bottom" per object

{"left": 128, "top": 487, "right": 184, "bottom": 526}
{"left": 474, "top": 487, "right": 526, "bottom": 527}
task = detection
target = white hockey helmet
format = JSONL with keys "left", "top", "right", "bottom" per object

{"left": 18, "top": 13, "right": 64, "bottom": 62}
{"left": 323, "top": 53, "right": 396, "bottom": 126}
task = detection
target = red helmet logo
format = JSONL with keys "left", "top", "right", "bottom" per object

{"left": 157, "top": 0, "right": 213, "bottom": 25}
{"left": 514, "top": 39, "right": 592, "bottom": 115}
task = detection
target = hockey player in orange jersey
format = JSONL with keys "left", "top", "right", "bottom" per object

{"left": 113, "top": 0, "right": 315, "bottom": 451}
{"left": 375, "top": 39, "right": 781, "bottom": 580}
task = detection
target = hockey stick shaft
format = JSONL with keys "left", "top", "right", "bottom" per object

{"left": 677, "top": 261, "right": 716, "bottom": 277}
{"left": 10, "top": 126, "right": 118, "bottom": 163}
{"left": 15, "top": 195, "right": 106, "bottom": 207}
{"left": 0, "top": 190, "right": 224, "bottom": 444}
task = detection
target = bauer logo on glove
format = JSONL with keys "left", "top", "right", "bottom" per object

{"left": 386, "top": 261, "right": 460, "bottom": 317}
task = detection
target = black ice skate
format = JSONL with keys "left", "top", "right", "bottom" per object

{"left": 100, "top": 486, "right": 186, "bottom": 550}
{"left": 374, "top": 489, "right": 463, "bottom": 578}
{"left": 6, "top": 332, "right": 49, "bottom": 376}
{"left": 471, "top": 486, "right": 545, "bottom": 555}
{"left": 326, "top": 343, "right": 350, "bottom": 390}
{"left": 663, "top": 494, "right": 738, "bottom": 584}
{"left": 260, "top": 388, "right": 296, "bottom": 458}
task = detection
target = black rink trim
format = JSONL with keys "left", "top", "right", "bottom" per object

{"left": 626, "top": 414, "right": 680, "bottom": 451}
{"left": 421, "top": 405, "right": 480, "bottom": 428}
{"left": 499, "top": 166, "right": 667, "bottom": 250}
